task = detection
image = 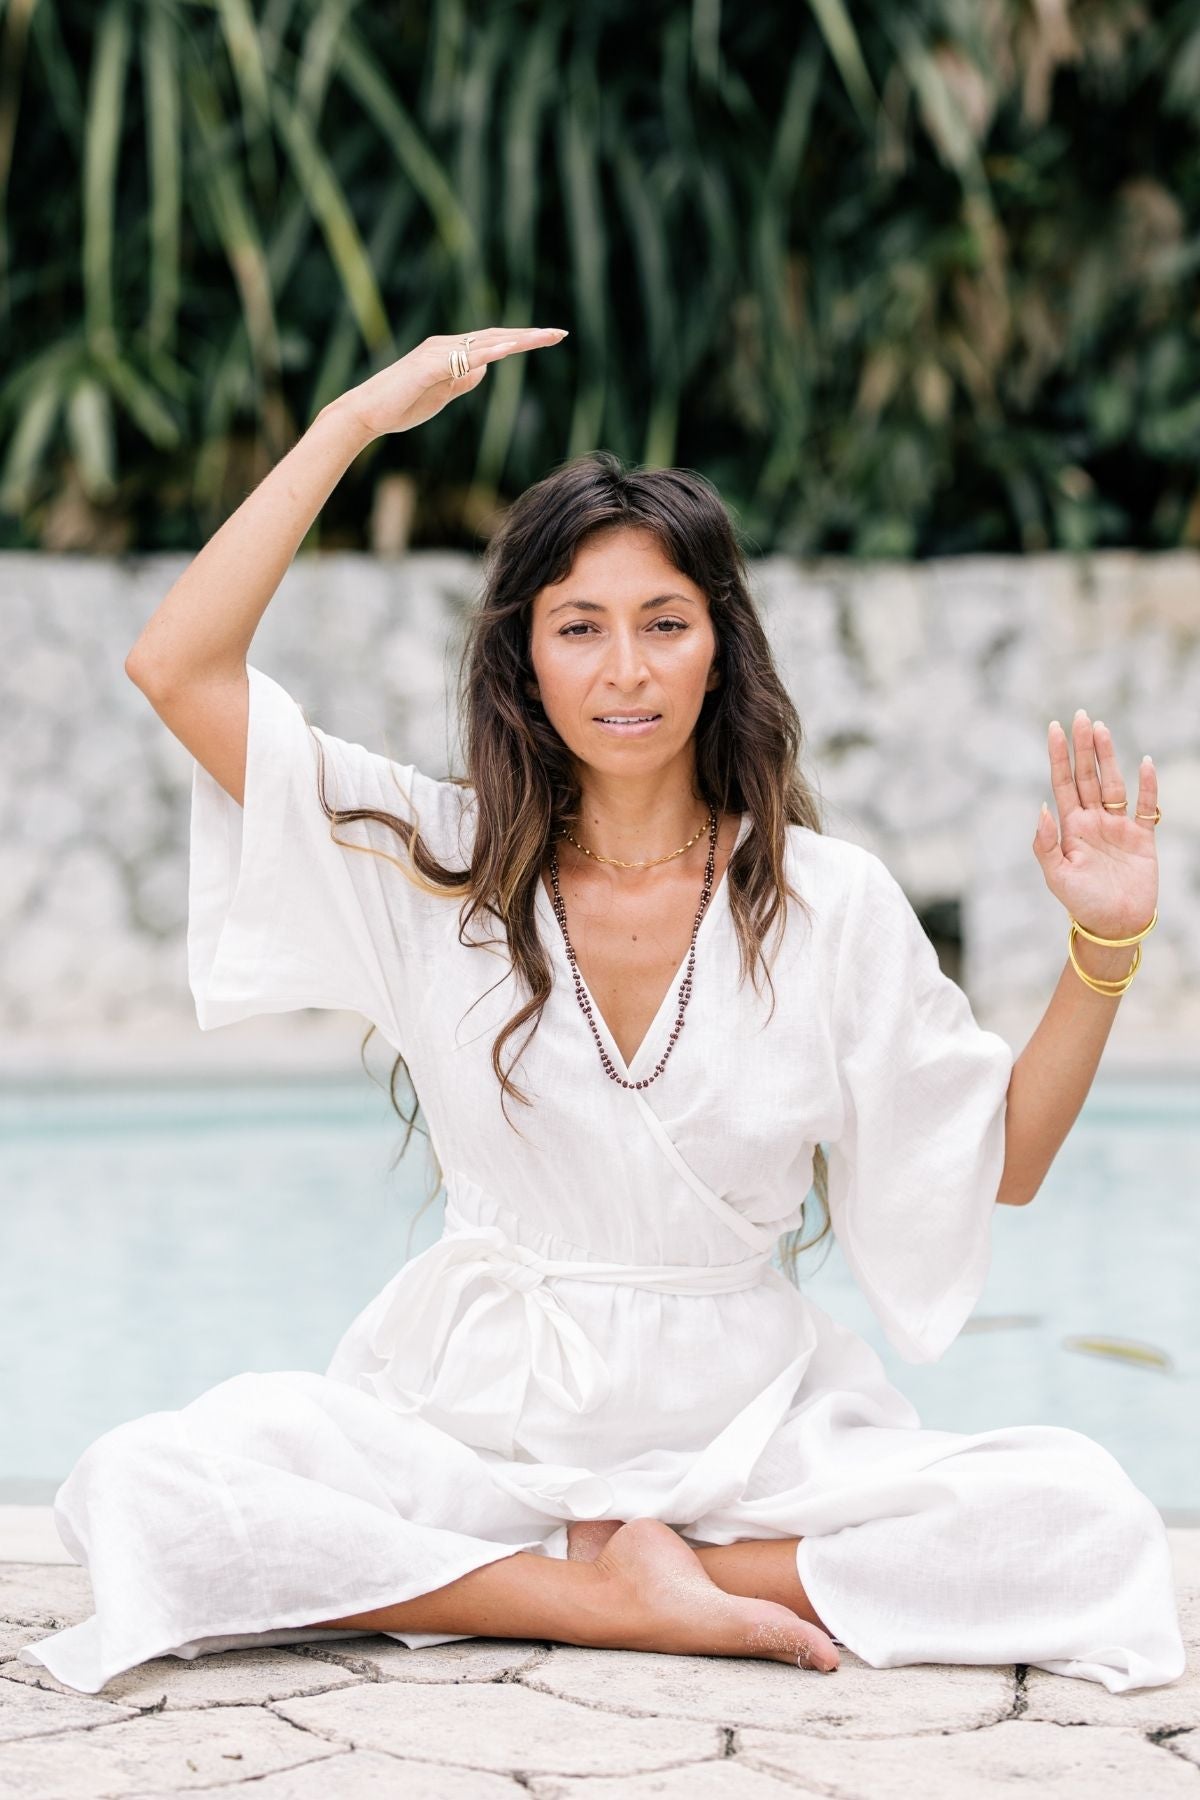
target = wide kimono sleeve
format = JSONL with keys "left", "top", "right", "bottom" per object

{"left": 187, "top": 663, "right": 469, "bottom": 1054}
{"left": 824, "top": 845, "right": 1015, "bottom": 1363}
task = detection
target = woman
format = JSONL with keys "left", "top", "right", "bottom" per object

{"left": 20, "top": 328, "right": 1183, "bottom": 1696}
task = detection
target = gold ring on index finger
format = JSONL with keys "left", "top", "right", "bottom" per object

{"left": 448, "top": 335, "right": 475, "bottom": 380}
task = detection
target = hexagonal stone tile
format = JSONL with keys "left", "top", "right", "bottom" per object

{"left": 0, "top": 1564, "right": 92, "bottom": 1629}
{"left": 1166, "top": 1731, "right": 1198, "bottom": 1769}
{"left": 137, "top": 1747, "right": 528, "bottom": 1797}
{"left": 274, "top": 1680, "right": 718, "bottom": 1777}
{"left": 1169, "top": 1531, "right": 1200, "bottom": 1593}
{"left": 1168, "top": 1532, "right": 1200, "bottom": 1648}
{"left": 0, "top": 1621, "right": 44, "bottom": 1663}
{"left": 1023, "top": 1650, "right": 1199, "bottom": 1733}
{"left": 526, "top": 1644, "right": 1015, "bottom": 1736}
{"left": 1177, "top": 1590, "right": 1200, "bottom": 1649}
{"left": 0, "top": 1704, "right": 340, "bottom": 1800}
{"left": 4, "top": 1644, "right": 365, "bottom": 1709}
{"left": 525, "top": 1761, "right": 824, "bottom": 1798}
{"left": 0, "top": 1673, "right": 137, "bottom": 1739}
{"left": 740, "top": 1719, "right": 1197, "bottom": 1798}
{"left": 291, "top": 1634, "right": 549, "bottom": 1684}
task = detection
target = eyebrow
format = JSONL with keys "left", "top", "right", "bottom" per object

{"left": 546, "top": 593, "right": 698, "bottom": 617}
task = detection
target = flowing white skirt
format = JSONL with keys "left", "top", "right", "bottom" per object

{"left": 16, "top": 1293, "right": 1187, "bottom": 1698}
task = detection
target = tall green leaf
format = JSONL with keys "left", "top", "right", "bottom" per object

{"left": 82, "top": 0, "right": 131, "bottom": 356}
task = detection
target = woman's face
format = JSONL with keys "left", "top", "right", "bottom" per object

{"left": 526, "top": 526, "right": 720, "bottom": 779}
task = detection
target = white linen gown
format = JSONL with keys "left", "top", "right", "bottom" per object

{"left": 19, "top": 665, "right": 1186, "bottom": 1697}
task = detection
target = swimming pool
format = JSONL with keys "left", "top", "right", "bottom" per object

{"left": 2, "top": 1068, "right": 1196, "bottom": 1520}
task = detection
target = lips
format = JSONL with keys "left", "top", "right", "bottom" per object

{"left": 593, "top": 713, "right": 663, "bottom": 736}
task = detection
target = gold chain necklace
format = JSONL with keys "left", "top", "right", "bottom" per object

{"left": 555, "top": 808, "right": 711, "bottom": 869}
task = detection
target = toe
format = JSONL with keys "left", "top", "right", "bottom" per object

{"left": 744, "top": 1601, "right": 839, "bottom": 1671}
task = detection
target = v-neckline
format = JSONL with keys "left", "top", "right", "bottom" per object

{"left": 535, "top": 811, "right": 752, "bottom": 1083}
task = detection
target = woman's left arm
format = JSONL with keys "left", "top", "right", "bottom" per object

{"left": 994, "top": 707, "right": 1160, "bottom": 1209}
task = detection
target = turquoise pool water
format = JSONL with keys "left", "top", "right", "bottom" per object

{"left": 2, "top": 1069, "right": 1196, "bottom": 1519}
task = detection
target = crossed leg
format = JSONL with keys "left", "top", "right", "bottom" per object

{"left": 305, "top": 1517, "right": 840, "bottom": 1669}
{"left": 566, "top": 1519, "right": 833, "bottom": 1637}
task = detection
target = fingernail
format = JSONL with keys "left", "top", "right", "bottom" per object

{"left": 1094, "top": 719, "right": 1106, "bottom": 731}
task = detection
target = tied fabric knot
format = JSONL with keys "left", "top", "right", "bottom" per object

{"left": 359, "top": 1221, "right": 615, "bottom": 1458}
{"left": 475, "top": 1236, "right": 546, "bottom": 1296}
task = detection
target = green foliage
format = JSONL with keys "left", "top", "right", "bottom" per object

{"left": 1, "top": 0, "right": 1197, "bottom": 553}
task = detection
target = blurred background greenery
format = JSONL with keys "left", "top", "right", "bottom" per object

{"left": 1, "top": 0, "right": 1198, "bottom": 557}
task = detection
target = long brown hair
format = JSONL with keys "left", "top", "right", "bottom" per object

{"left": 315, "top": 450, "right": 833, "bottom": 1277}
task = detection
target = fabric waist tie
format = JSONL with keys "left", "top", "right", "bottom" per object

{"left": 348, "top": 1190, "right": 776, "bottom": 1460}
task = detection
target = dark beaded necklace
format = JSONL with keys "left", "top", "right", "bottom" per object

{"left": 546, "top": 805, "right": 720, "bottom": 1089}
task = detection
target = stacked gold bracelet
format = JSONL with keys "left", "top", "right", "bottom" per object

{"left": 1068, "top": 908, "right": 1158, "bottom": 995}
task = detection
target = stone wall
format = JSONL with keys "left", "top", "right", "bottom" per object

{"left": 3, "top": 549, "right": 1196, "bottom": 1074}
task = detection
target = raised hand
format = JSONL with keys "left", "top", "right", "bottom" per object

{"left": 340, "top": 326, "right": 568, "bottom": 439}
{"left": 1032, "top": 709, "right": 1159, "bottom": 938}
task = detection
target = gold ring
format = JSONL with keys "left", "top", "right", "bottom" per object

{"left": 448, "top": 336, "right": 474, "bottom": 380}
{"left": 1135, "top": 805, "right": 1162, "bottom": 824}
{"left": 1101, "top": 799, "right": 1127, "bottom": 811}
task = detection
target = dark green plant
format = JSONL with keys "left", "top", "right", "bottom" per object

{"left": 1, "top": 0, "right": 1197, "bottom": 554}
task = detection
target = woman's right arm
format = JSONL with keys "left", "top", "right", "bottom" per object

{"left": 125, "top": 326, "right": 567, "bottom": 804}
{"left": 125, "top": 401, "right": 374, "bottom": 696}
{"left": 124, "top": 401, "right": 374, "bottom": 805}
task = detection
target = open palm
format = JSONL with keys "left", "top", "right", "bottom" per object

{"left": 1033, "top": 709, "right": 1159, "bottom": 938}
{"left": 343, "top": 327, "right": 567, "bottom": 437}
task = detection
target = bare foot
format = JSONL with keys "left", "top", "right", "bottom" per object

{"left": 566, "top": 1519, "right": 623, "bottom": 1560}
{"left": 585, "top": 1518, "right": 839, "bottom": 1671}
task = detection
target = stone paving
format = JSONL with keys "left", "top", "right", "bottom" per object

{"left": 0, "top": 1520, "right": 1195, "bottom": 1798}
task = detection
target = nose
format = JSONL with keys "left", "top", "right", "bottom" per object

{"left": 603, "top": 626, "right": 652, "bottom": 690}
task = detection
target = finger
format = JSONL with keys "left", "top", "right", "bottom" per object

{"left": 1135, "top": 752, "right": 1158, "bottom": 828}
{"left": 432, "top": 327, "right": 566, "bottom": 344}
{"left": 1033, "top": 799, "right": 1064, "bottom": 874}
{"left": 1071, "top": 708, "right": 1103, "bottom": 806}
{"left": 1092, "top": 718, "right": 1127, "bottom": 813}
{"left": 467, "top": 332, "right": 568, "bottom": 369}
{"left": 1047, "top": 719, "right": 1082, "bottom": 817}
{"left": 435, "top": 327, "right": 567, "bottom": 360}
